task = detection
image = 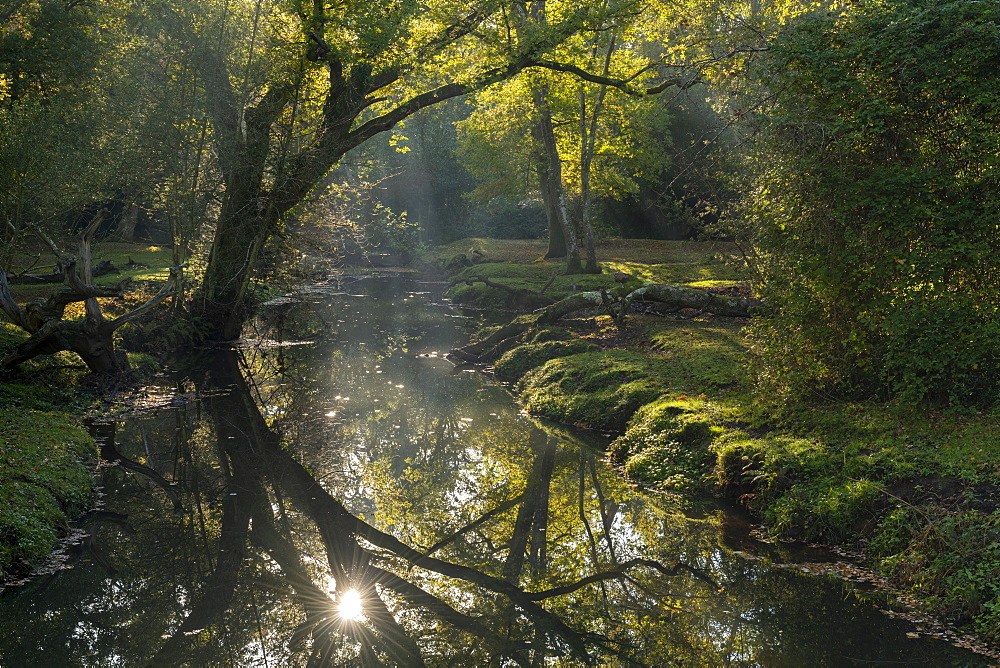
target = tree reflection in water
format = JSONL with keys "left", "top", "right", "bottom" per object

{"left": 0, "top": 278, "right": 987, "bottom": 667}
{"left": 140, "top": 347, "right": 714, "bottom": 666}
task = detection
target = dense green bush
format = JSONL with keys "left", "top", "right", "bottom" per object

{"left": 747, "top": 0, "right": 1000, "bottom": 405}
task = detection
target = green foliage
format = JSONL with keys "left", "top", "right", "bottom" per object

{"left": 876, "top": 508, "right": 1000, "bottom": 634}
{"left": 466, "top": 197, "right": 546, "bottom": 240}
{"left": 360, "top": 203, "right": 421, "bottom": 256}
{"left": 747, "top": 0, "right": 1000, "bottom": 406}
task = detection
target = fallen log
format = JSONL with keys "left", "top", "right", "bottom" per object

{"left": 624, "top": 284, "right": 762, "bottom": 318}
{"left": 449, "top": 283, "right": 762, "bottom": 363}
{"left": 6, "top": 260, "right": 120, "bottom": 284}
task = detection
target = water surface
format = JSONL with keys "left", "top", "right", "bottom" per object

{"left": 0, "top": 274, "right": 987, "bottom": 666}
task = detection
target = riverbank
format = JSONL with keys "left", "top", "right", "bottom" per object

{"left": 0, "top": 324, "right": 97, "bottom": 580}
{"left": 0, "top": 242, "right": 174, "bottom": 581}
{"left": 434, "top": 238, "right": 1000, "bottom": 648}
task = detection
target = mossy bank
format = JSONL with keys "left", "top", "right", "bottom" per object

{"left": 0, "top": 324, "right": 98, "bottom": 580}
{"left": 0, "top": 241, "right": 177, "bottom": 581}
{"left": 443, "top": 238, "right": 1000, "bottom": 647}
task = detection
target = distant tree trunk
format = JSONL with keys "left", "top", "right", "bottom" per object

{"left": 539, "top": 165, "right": 568, "bottom": 259}
{"left": 113, "top": 201, "right": 140, "bottom": 242}
{"left": 577, "top": 35, "right": 616, "bottom": 275}
{"left": 531, "top": 84, "right": 582, "bottom": 274}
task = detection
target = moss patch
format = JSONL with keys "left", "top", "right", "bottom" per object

{"left": 613, "top": 397, "right": 726, "bottom": 491}
{"left": 0, "top": 324, "right": 100, "bottom": 579}
{"left": 494, "top": 337, "right": 599, "bottom": 382}
{"left": 656, "top": 401, "right": 1000, "bottom": 639}
{"left": 517, "top": 350, "right": 676, "bottom": 430}
{"left": 447, "top": 262, "right": 615, "bottom": 308}
{"left": 0, "top": 410, "right": 96, "bottom": 578}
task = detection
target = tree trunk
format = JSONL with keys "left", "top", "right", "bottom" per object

{"left": 577, "top": 36, "right": 616, "bottom": 275}
{"left": 113, "top": 201, "right": 140, "bottom": 242}
{"left": 540, "top": 164, "right": 568, "bottom": 260}
{"left": 197, "top": 212, "right": 271, "bottom": 340}
{"left": 531, "top": 84, "right": 582, "bottom": 274}
{"left": 3, "top": 318, "right": 127, "bottom": 375}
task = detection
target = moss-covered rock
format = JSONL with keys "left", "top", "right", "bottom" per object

{"left": 517, "top": 350, "right": 673, "bottom": 430}
{"left": 494, "top": 333, "right": 598, "bottom": 382}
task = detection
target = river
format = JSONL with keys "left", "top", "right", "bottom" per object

{"left": 0, "top": 274, "right": 988, "bottom": 666}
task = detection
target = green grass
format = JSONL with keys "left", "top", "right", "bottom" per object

{"left": 6, "top": 242, "right": 175, "bottom": 305}
{"left": 601, "top": 259, "right": 743, "bottom": 285}
{"left": 422, "top": 237, "right": 743, "bottom": 266}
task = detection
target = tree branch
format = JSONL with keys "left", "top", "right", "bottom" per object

{"left": 108, "top": 266, "right": 182, "bottom": 331}
{"left": 524, "top": 558, "right": 718, "bottom": 600}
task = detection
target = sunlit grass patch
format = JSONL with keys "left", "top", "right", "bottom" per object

{"left": 602, "top": 259, "right": 743, "bottom": 285}
{"left": 89, "top": 243, "right": 174, "bottom": 283}
{"left": 5, "top": 243, "right": 175, "bottom": 304}
{"left": 425, "top": 237, "right": 746, "bottom": 268}
{"left": 643, "top": 319, "right": 748, "bottom": 389}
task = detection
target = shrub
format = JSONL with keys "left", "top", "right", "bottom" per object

{"left": 746, "top": 0, "right": 1000, "bottom": 405}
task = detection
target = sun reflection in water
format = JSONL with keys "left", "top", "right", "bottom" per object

{"left": 338, "top": 589, "right": 365, "bottom": 621}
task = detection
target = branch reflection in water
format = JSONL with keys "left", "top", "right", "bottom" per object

{"left": 134, "top": 346, "right": 710, "bottom": 666}
{"left": 0, "top": 276, "right": 987, "bottom": 667}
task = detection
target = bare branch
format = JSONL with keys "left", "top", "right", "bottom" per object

{"left": 524, "top": 558, "right": 718, "bottom": 600}
{"left": 423, "top": 493, "right": 525, "bottom": 557}
{"left": 528, "top": 44, "right": 770, "bottom": 96}
{"left": 108, "top": 266, "right": 182, "bottom": 331}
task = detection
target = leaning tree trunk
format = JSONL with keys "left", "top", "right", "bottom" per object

{"left": 0, "top": 212, "right": 179, "bottom": 376}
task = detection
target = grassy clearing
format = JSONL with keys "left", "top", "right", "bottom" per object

{"left": 424, "top": 238, "right": 746, "bottom": 308}
{"left": 442, "top": 237, "right": 1000, "bottom": 645}
{"left": 5, "top": 242, "right": 176, "bottom": 306}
